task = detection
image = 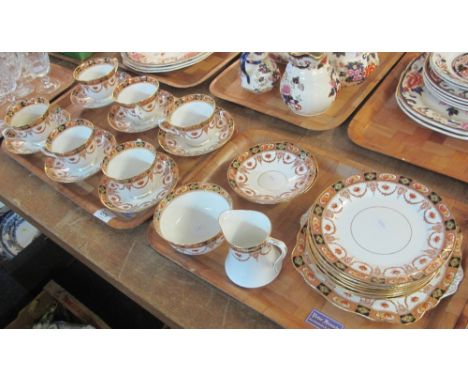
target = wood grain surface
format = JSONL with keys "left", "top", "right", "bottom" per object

{"left": 147, "top": 127, "right": 468, "bottom": 328}
{"left": 209, "top": 53, "right": 404, "bottom": 131}
{"left": 348, "top": 52, "right": 468, "bottom": 184}
{"left": 52, "top": 52, "right": 239, "bottom": 89}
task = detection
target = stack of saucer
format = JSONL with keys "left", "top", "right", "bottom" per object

{"left": 121, "top": 52, "right": 212, "bottom": 73}
{"left": 292, "top": 172, "right": 464, "bottom": 324}
{"left": 396, "top": 52, "right": 468, "bottom": 140}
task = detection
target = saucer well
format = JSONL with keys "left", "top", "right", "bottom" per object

{"left": 3, "top": 107, "right": 71, "bottom": 155}
{"left": 44, "top": 130, "right": 116, "bottom": 183}
{"left": 157, "top": 107, "right": 235, "bottom": 157}
{"left": 227, "top": 142, "right": 318, "bottom": 204}
{"left": 98, "top": 152, "right": 179, "bottom": 214}
{"left": 107, "top": 90, "right": 174, "bottom": 133}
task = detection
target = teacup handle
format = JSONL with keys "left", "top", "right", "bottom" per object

{"left": 40, "top": 146, "right": 57, "bottom": 158}
{"left": 2, "top": 127, "right": 18, "bottom": 140}
{"left": 267, "top": 237, "right": 288, "bottom": 274}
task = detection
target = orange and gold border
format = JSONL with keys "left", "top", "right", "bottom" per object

{"left": 4, "top": 97, "right": 50, "bottom": 130}
{"left": 73, "top": 57, "right": 119, "bottom": 86}
{"left": 112, "top": 75, "right": 160, "bottom": 108}
{"left": 44, "top": 119, "right": 96, "bottom": 157}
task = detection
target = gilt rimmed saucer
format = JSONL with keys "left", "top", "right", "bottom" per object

{"left": 157, "top": 108, "right": 235, "bottom": 157}
{"left": 2, "top": 107, "right": 71, "bottom": 155}
{"left": 70, "top": 72, "right": 130, "bottom": 109}
{"left": 292, "top": 222, "right": 463, "bottom": 325}
{"left": 44, "top": 130, "right": 116, "bottom": 183}
{"left": 107, "top": 90, "right": 174, "bottom": 133}
{"left": 98, "top": 152, "right": 179, "bottom": 214}
{"left": 227, "top": 142, "right": 318, "bottom": 204}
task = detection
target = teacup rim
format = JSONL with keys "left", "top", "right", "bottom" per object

{"left": 101, "top": 139, "right": 157, "bottom": 183}
{"left": 112, "top": 75, "right": 160, "bottom": 108}
{"left": 45, "top": 119, "right": 96, "bottom": 157}
{"left": 159, "top": 93, "right": 216, "bottom": 132}
{"left": 73, "top": 57, "right": 119, "bottom": 85}
{"left": 153, "top": 182, "right": 233, "bottom": 247}
{"left": 4, "top": 97, "right": 50, "bottom": 130}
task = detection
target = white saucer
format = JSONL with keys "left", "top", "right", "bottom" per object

{"left": 3, "top": 107, "right": 71, "bottom": 155}
{"left": 158, "top": 108, "right": 235, "bottom": 157}
{"left": 44, "top": 130, "right": 116, "bottom": 183}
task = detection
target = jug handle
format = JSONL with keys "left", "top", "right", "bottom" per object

{"left": 267, "top": 237, "right": 288, "bottom": 274}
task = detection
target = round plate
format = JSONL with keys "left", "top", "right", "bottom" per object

{"left": 292, "top": 222, "right": 463, "bottom": 324}
{"left": 3, "top": 107, "right": 71, "bottom": 155}
{"left": 158, "top": 108, "right": 235, "bottom": 157}
{"left": 227, "top": 142, "right": 318, "bottom": 204}
{"left": 107, "top": 90, "right": 174, "bottom": 133}
{"left": 44, "top": 130, "right": 116, "bottom": 183}
{"left": 430, "top": 52, "right": 468, "bottom": 90}
{"left": 397, "top": 54, "right": 468, "bottom": 134}
{"left": 308, "top": 172, "right": 458, "bottom": 285}
{"left": 98, "top": 152, "right": 179, "bottom": 214}
{"left": 1, "top": 211, "right": 41, "bottom": 260}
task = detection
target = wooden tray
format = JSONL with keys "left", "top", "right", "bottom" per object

{"left": 0, "top": 63, "right": 75, "bottom": 120}
{"left": 147, "top": 128, "right": 468, "bottom": 328}
{"left": 1, "top": 82, "right": 201, "bottom": 229}
{"left": 52, "top": 52, "right": 239, "bottom": 89}
{"left": 348, "top": 52, "right": 468, "bottom": 184}
{"left": 209, "top": 53, "right": 404, "bottom": 131}
{"left": 7, "top": 281, "right": 110, "bottom": 328}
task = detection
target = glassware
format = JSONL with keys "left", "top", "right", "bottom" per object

{"left": 14, "top": 53, "right": 34, "bottom": 97}
{"left": 24, "top": 53, "right": 60, "bottom": 94}
{"left": 0, "top": 53, "right": 21, "bottom": 105}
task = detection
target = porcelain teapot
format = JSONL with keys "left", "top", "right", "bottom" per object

{"left": 219, "top": 209, "right": 287, "bottom": 288}
{"left": 280, "top": 52, "right": 340, "bottom": 116}
{"left": 240, "top": 52, "right": 280, "bottom": 93}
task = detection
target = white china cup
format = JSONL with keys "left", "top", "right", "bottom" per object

{"left": 73, "top": 57, "right": 119, "bottom": 100}
{"left": 113, "top": 76, "right": 171, "bottom": 122}
{"left": 42, "top": 119, "right": 108, "bottom": 172}
{"left": 153, "top": 183, "right": 233, "bottom": 255}
{"left": 219, "top": 209, "right": 288, "bottom": 288}
{"left": 3, "top": 97, "right": 59, "bottom": 148}
{"left": 159, "top": 94, "right": 216, "bottom": 147}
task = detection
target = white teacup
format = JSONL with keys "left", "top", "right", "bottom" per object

{"left": 113, "top": 76, "right": 172, "bottom": 122}
{"left": 153, "top": 182, "right": 233, "bottom": 255}
{"left": 42, "top": 119, "right": 109, "bottom": 172}
{"left": 73, "top": 57, "right": 119, "bottom": 100}
{"left": 3, "top": 97, "right": 60, "bottom": 148}
{"left": 101, "top": 140, "right": 158, "bottom": 199}
{"left": 159, "top": 94, "right": 216, "bottom": 147}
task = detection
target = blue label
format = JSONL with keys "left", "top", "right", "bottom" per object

{"left": 305, "top": 309, "right": 344, "bottom": 329}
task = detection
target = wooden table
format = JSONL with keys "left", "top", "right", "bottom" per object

{"left": 1, "top": 56, "right": 467, "bottom": 328}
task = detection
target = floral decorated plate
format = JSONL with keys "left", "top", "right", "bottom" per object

{"left": 44, "top": 130, "right": 116, "bottom": 183}
{"left": 98, "top": 152, "right": 179, "bottom": 214}
{"left": 3, "top": 108, "right": 71, "bottom": 155}
{"left": 430, "top": 52, "right": 468, "bottom": 90}
{"left": 227, "top": 142, "right": 318, "bottom": 204}
{"left": 158, "top": 108, "right": 235, "bottom": 157}
{"left": 396, "top": 96, "right": 468, "bottom": 140}
{"left": 0, "top": 211, "right": 41, "bottom": 260}
{"left": 292, "top": 222, "right": 463, "bottom": 324}
{"left": 308, "top": 172, "right": 458, "bottom": 285}
{"left": 396, "top": 54, "right": 468, "bottom": 133}
{"left": 122, "top": 53, "right": 212, "bottom": 73}
{"left": 424, "top": 57, "right": 468, "bottom": 105}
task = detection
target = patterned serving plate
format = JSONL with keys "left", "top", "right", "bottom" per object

{"left": 307, "top": 172, "right": 458, "bottom": 286}
{"left": 396, "top": 54, "right": 468, "bottom": 134}
{"left": 430, "top": 52, "right": 468, "bottom": 90}
{"left": 157, "top": 108, "right": 235, "bottom": 157}
{"left": 292, "top": 221, "right": 463, "bottom": 324}
{"left": 98, "top": 152, "right": 178, "bottom": 214}
{"left": 122, "top": 53, "right": 212, "bottom": 73}
{"left": 227, "top": 142, "right": 318, "bottom": 204}
{"left": 125, "top": 52, "right": 205, "bottom": 66}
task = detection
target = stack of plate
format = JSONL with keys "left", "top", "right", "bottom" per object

{"left": 396, "top": 52, "right": 468, "bottom": 140}
{"left": 292, "top": 172, "right": 464, "bottom": 324}
{"left": 121, "top": 52, "right": 212, "bottom": 73}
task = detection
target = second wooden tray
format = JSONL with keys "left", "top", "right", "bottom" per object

{"left": 147, "top": 128, "right": 468, "bottom": 328}
{"left": 348, "top": 52, "right": 468, "bottom": 184}
{"left": 209, "top": 52, "right": 404, "bottom": 131}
